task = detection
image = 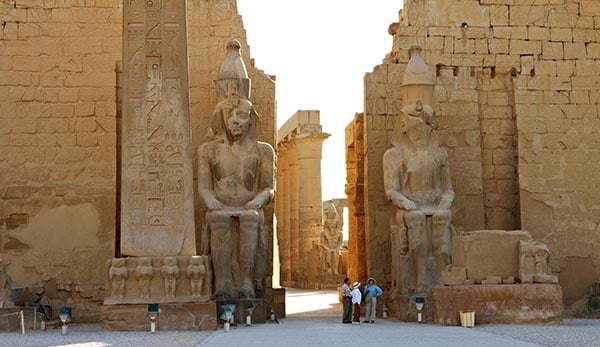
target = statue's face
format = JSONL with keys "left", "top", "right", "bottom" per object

{"left": 226, "top": 101, "right": 252, "bottom": 138}
{"left": 190, "top": 256, "right": 202, "bottom": 265}
{"left": 164, "top": 257, "right": 177, "bottom": 266}
{"left": 406, "top": 115, "right": 432, "bottom": 145}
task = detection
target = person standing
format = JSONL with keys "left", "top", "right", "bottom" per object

{"left": 341, "top": 277, "right": 352, "bottom": 323}
{"left": 351, "top": 282, "right": 362, "bottom": 324}
{"left": 363, "top": 277, "right": 383, "bottom": 323}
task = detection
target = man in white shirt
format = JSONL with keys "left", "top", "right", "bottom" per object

{"left": 351, "top": 282, "right": 362, "bottom": 324}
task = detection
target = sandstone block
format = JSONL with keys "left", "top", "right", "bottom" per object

{"left": 563, "top": 43, "right": 587, "bottom": 60}
{"left": 490, "top": 5, "right": 508, "bottom": 26}
{"left": 482, "top": 276, "right": 502, "bottom": 285}
{"left": 542, "top": 41, "right": 563, "bottom": 60}
{"left": 511, "top": 40, "right": 542, "bottom": 55}
{"left": 581, "top": 1, "right": 600, "bottom": 16}
{"left": 433, "top": 284, "right": 563, "bottom": 326}
{"left": 452, "top": 230, "right": 532, "bottom": 282}
{"left": 550, "top": 28, "right": 572, "bottom": 41}
{"left": 509, "top": 6, "right": 546, "bottom": 26}
{"left": 442, "top": 266, "right": 467, "bottom": 286}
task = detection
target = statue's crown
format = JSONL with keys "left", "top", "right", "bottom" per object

{"left": 400, "top": 44, "right": 434, "bottom": 109}
{"left": 216, "top": 39, "right": 251, "bottom": 100}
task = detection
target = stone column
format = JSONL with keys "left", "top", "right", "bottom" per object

{"left": 121, "top": 0, "right": 196, "bottom": 256}
{"left": 276, "top": 143, "right": 292, "bottom": 287}
{"left": 295, "top": 133, "right": 329, "bottom": 289}
{"left": 288, "top": 141, "right": 300, "bottom": 287}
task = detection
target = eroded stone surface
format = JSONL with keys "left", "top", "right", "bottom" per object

{"left": 433, "top": 284, "right": 563, "bottom": 326}
{"left": 452, "top": 230, "right": 532, "bottom": 282}
{"left": 101, "top": 302, "right": 217, "bottom": 331}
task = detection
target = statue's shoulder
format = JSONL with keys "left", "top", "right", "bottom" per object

{"left": 257, "top": 141, "right": 275, "bottom": 159}
{"left": 383, "top": 146, "right": 405, "bottom": 161}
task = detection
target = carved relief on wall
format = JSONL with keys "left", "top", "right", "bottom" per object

{"left": 104, "top": 256, "right": 211, "bottom": 305}
{"left": 121, "top": 0, "right": 195, "bottom": 257}
{"left": 519, "top": 240, "right": 559, "bottom": 284}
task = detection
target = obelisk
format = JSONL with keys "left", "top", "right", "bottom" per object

{"left": 121, "top": 0, "right": 195, "bottom": 256}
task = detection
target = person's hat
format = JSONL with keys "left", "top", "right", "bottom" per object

{"left": 353, "top": 282, "right": 361, "bottom": 289}
{"left": 368, "top": 277, "right": 376, "bottom": 283}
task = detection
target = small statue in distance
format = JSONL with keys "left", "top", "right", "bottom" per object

{"left": 161, "top": 257, "right": 179, "bottom": 298}
{"left": 187, "top": 256, "right": 207, "bottom": 297}
{"left": 135, "top": 257, "right": 154, "bottom": 298}
{"left": 109, "top": 258, "right": 128, "bottom": 299}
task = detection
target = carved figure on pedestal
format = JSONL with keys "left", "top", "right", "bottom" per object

{"left": 161, "top": 257, "right": 179, "bottom": 297}
{"left": 322, "top": 200, "right": 343, "bottom": 275}
{"left": 198, "top": 40, "right": 275, "bottom": 299}
{"left": 109, "top": 258, "right": 128, "bottom": 299}
{"left": 135, "top": 257, "right": 154, "bottom": 298}
{"left": 384, "top": 45, "right": 454, "bottom": 293}
{"left": 187, "top": 256, "right": 207, "bottom": 297}
{"left": 519, "top": 240, "right": 559, "bottom": 284}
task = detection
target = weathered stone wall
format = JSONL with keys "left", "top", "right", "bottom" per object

{"left": 351, "top": 0, "right": 600, "bottom": 313}
{"left": 345, "top": 114, "right": 367, "bottom": 285}
{"left": 0, "top": 0, "right": 275, "bottom": 321}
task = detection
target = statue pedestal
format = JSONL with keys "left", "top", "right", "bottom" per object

{"left": 100, "top": 302, "right": 217, "bottom": 331}
{"left": 216, "top": 298, "right": 267, "bottom": 324}
{"left": 433, "top": 284, "right": 563, "bottom": 326}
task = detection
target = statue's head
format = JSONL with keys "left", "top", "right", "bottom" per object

{"left": 227, "top": 98, "right": 252, "bottom": 138}
{"left": 395, "top": 100, "right": 437, "bottom": 147}
{"left": 212, "top": 97, "right": 261, "bottom": 143}
{"left": 112, "top": 258, "right": 125, "bottom": 267}
{"left": 137, "top": 257, "right": 152, "bottom": 267}
{"left": 164, "top": 257, "right": 178, "bottom": 266}
{"left": 189, "top": 256, "right": 203, "bottom": 266}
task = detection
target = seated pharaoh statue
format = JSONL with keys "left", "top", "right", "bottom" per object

{"left": 198, "top": 40, "right": 275, "bottom": 299}
{"left": 384, "top": 45, "right": 454, "bottom": 293}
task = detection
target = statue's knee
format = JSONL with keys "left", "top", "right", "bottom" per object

{"left": 240, "top": 211, "right": 260, "bottom": 224}
{"left": 404, "top": 211, "right": 425, "bottom": 228}
{"left": 432, "top": 211, "right": 451, "bottom": 225}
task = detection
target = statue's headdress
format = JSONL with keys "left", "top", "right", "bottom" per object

{"left": 400, "top": 44, "right": 434, "bottom": 107}
{"left": 211, "top": 39, "right": 261, "bottom": 142}
{"left": 216, "top": 39, "right": 251, "bottom": 100}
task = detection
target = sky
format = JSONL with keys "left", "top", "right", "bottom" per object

{"left": 237, "top": 1, "right": 403, "bottom": 201}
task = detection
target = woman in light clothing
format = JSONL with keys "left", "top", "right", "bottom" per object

{"left": 363, "top": 277, "right": 383, "bottom": 323}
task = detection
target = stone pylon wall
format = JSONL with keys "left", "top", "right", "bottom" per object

{"left": 275, "top": 111, "right": 329, "bottom": 289}
{"left": 349, "top": 0, "right": 600, "bottom": 314}
{"left": 0, "top": 0, "right": 275, "bottom": 321}
{"left": 345, "top": 114, "right": 367, "bottom": 285}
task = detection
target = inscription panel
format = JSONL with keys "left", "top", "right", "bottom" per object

{"left": 122, "top": 0, "right": 195, "bottom": 256}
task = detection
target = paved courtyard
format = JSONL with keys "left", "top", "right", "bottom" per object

{"left": 0, "top": 289, "right": 598, "bottom": 347}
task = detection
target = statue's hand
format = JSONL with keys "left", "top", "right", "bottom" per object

{"left": 245, "top": 198, "right": 263, "bottom": 210}
{"left": 393, "top": 197, "right": 417, "bottom": 211}
{"left": 205, "top": 198, "right": 223, "bottom": 211}
{"left": 438, "top": 198, "right": 453, "bottom": 210}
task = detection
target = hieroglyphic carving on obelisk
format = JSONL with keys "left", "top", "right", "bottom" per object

{"left": 121, "top": 0, "right": 196, "bottom": 256}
